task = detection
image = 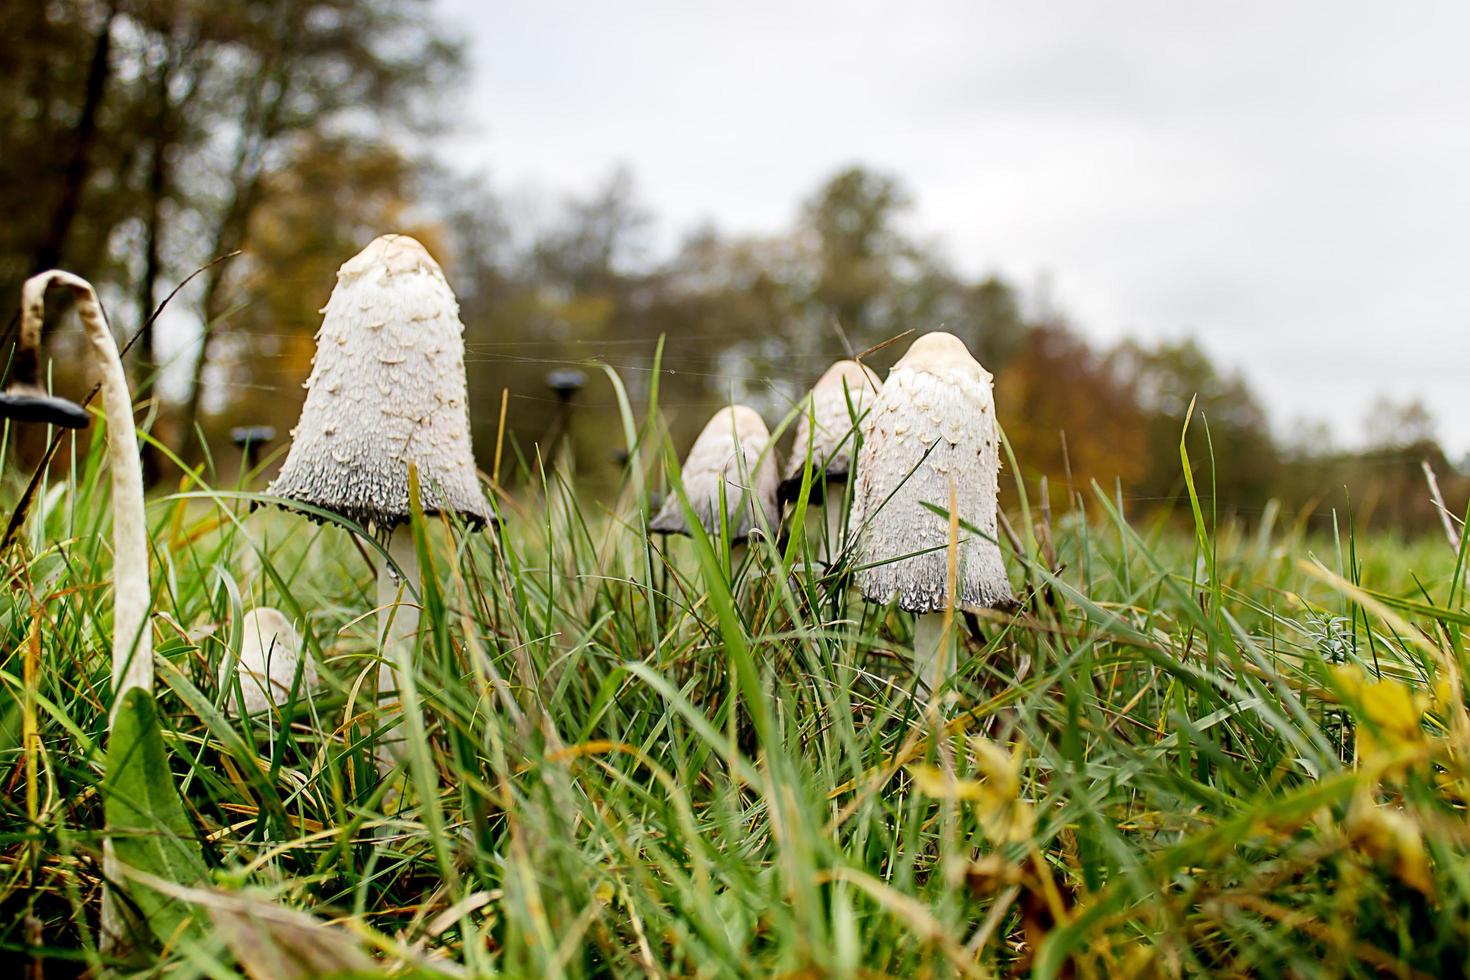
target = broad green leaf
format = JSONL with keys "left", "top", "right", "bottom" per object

{"left": 105, "top": 687, "right": 208, "bottom": 950}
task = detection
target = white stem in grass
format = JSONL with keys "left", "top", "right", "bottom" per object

{"left": 729, "top": 539, "right": 748, "bottom": 578}
{"left": 822, "top": 491, "right": 846, "bottom": 564}
{"left": 239, "top": 524, "right": 261, "bottom": 590}
{"left": 912, "top": 613, "right": 953, "bottom": 701}
{"left": 20, "top": 272, "right": 152, "bottom": 958}
{"left": 375, "top": 525, "right": 420, "bottom": 770}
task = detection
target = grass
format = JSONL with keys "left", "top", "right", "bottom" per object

{"left": 2, "top": 388, "right": 1469, "bottom": 978}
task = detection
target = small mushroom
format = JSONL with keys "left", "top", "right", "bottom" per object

{"left": 778, "top": 359, "right": 881, "bottom": 559}
{"left": 221, "top": 607, "right": 316, "bottom": 717}
{"left": 0, "top": 385, "right": 91, "bottom": 428}
{"left": 230, "top": 425, "right": 276, "bottom": 471}
{"left": 543, "top": 368, "right": 587, "bottom": 466}
{"left": 0, "top": 271, "right": 153, "bottom": 956}
{"left": 849, "top": 332, "right": 1013, "bottom": 694}
{"left": 650, "top": 405, "right": 779, "bottom": 565}
{"left": 545, "top": 368, "right": 587, "bottom": 401}
{"left": 267, "top": 234, "right": 490, "bottom": 769}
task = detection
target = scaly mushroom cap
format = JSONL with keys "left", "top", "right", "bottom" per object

{"left": 267, "top": 235, "right": 490, "bottom": 531}
{"left": 221, "top": 607, "right": 316, "bottom": 716}
{"left": 779, "top": 359, "right": 881, "bottom": 504}
{"left": 649, "top": 405, "right": 780, "bottom": 542}
{"left": 849, "top": 332, "right": 1013, "bottom": 613}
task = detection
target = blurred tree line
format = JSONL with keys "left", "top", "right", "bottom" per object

{"left": 1, "top": 0, "right": 456, "bottom": 471}
{"left": 3, "top": 1, "right": 1463, "bottom": 534}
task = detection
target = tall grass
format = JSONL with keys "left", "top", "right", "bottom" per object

{"left": 2, "top": 380, "right": 1468, "bottom": 977}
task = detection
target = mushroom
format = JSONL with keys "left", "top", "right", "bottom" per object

{"left": 0, "top": 271, "right": 154, "bottom": 955}
{"left": 649, "top": 405, "right": 779, "bottom": 567}
{"left": 542, "top": 368, "right": 587, "bottom": 467}
{"left": 849, "top": 332, "right": 1013, "bottom": 694}
{"left": 778, "top": 359, "right": 881, "bottom": 560}
{"left": 230, "top": 424, "right": 276, "bottom": 472}
{"left": 266, "top": 234, "right": 490, "bottom": 767}
{"left": 220, "top": 607, "right": 316, "bottom": 717}
{"left": 545, "top": 368, "right": 587, "bottom": 401}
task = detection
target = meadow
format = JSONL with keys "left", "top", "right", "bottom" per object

{"left": 3, "top": 379, "right": 1469, "bottom": 978}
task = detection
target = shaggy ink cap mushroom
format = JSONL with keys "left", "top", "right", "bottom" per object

{"left": 649, "top": 405, "right": 779, "bottom": 543}
{"left": 850, "top": 331, "right": 1014, "bottom": 613}
{"left": 268, "top": 235, "right": 490, "bottom": 533}
{"left": 779, "top": 359, "right": 881, "bottom": 504}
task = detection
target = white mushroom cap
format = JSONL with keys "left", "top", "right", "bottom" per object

{"left": 268, "top": 234, "right": 490, "bottom": 531}
{"left": 779, "top": 359, "right": 881, "bottom": 504}
{"left": 221, "top": 607, "right": 316, "bottom": 716}
{"left": 649, "top": 405, "right": 780, "bottom": 542}
{"left": 849, "top": 331, "right": 1014, "bottom": 613}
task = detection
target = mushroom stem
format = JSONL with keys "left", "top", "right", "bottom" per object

{"left": 728, "top": 540, "right": 748, "bottom": 577}
{"left": 375, "top": 525, "right": 420, "bottom": 769}
{"left": 18, "top": 272, "right": 152, "bottom": 958}
{"left": 239, "top": 529, "right": 261, "bottom": 590}
{"left": 20, "top": 274, "right": 154, "bottom": 715}
{"left": 912, "top": 613, "right": 953, "bottom": 699}
{"left": 822, "top": 491, "right": 846, "bottom": 563}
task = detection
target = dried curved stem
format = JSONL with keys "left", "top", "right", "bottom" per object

{"left": 20, "top": 272, "right": 153, "bottom": 716}
{"left": 19, "top": 271, "right": 151, "bottom": 958}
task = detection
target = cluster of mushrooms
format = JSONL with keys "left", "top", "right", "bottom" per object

{"left": 1, "top": 233, "right": 1015, "bottom": 787}
{"left": 649, "top": 331, "right": 1013, "bottom": 693}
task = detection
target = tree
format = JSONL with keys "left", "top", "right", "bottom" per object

{"left": 532, "top": 166, "right": 651, "bottom": 297}
{"left": 995, "top": 324, "right": 1148, "bottom": 502}
{"left": 901, "top": 266, "right": 1028, "bottom": 373}
{"left": 1107, "top": 338, "right": 1280, "bottom": 516}
{"left": 176, "top": 0, "right": 463, "bottom": 460}
{"left": 0, "top": 0, "right": 463, "bottom": 471}
{"left": 191, "top": 133, "right": 430, "bottom": 458}
{"left": 433, "top": 164, "right": 1045, "bottom": 486}
{"left": 0, "top": 1, "right": 127, "bottom": 310}
{"left": 1282, "top": 416, "right": 1336, "bottom": 459}
{"left": 1363, "top": 395, "right": 1437, "bottom": 450}
{"left": 800, "top": 166, "right": 916, "bottom": 344}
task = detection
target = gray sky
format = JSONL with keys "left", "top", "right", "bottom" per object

{"left": 437, "top": 0, "right": 1470, "bottom": 455}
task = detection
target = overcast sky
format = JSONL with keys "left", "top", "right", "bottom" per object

{"left": 436, "top": 0, "right": 1469, "bottom": 455}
